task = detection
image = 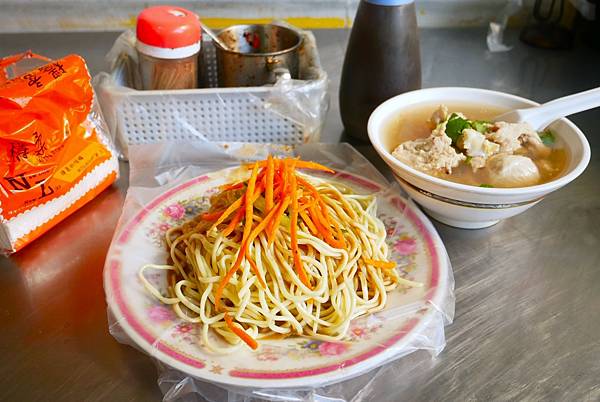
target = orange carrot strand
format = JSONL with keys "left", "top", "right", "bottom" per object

{"left": 245, "top": 256, "right": 266, "bottom": 288}
{"left": 267, "top": 197, "right": 291, "bottom": 245}
{"left": 214, "top": 243, "right": 246, "bottom": 310}
{"left": 222, "top": 208, "right": 244, "bottom": 236}
{"left": 363, "top": 258, "right": 396, "bottom": 269}
{"left": 221, "top": 182, "right": 244, "bottom": 191}
{"left": 294, "top": 160, "right": 335, "bottom": 173}
{"left": 243, "top": 204, "right": 281, "bottom": 287}
{"left": 325, "top": 233, "right": 346, "bottom": 249}
{"left": 249, "top": 159, "right": 335, "bottom": 173}
{"left": 201, "top": 210, "right": 224, "bottom": 221}
{"left": 289, "top": 163, "right": 311, "bottom": 288}
{"left": 299, "top": 210, "right": 318, "bottom": 235}
{"left": 209, "top": 196, "right": 244, "bottom": 231}
{"left": 243, "top": 164, "right": 259, "bottom": 242}
{"left": 297, "top": 176, "right": 330, "bottom": 225}
{"left": 308, "top": 204, "right": 330, "bottom": 239}
{"left": 215, "top": 164, "right": 260, "bottom": 310}
{"left": 265, "top": 155, "right": 274, "bottom": 212}
{"left": 328, "top": 218, "right": 347, "bottom": 249}
{"left": 310, "top": 204, "right": 332, "bottom": 236}
{"left": 224, "top": 313, "right": 258, "bottom": 350}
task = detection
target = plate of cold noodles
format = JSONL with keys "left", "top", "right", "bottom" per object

{"left": 104, "top": 157, "right": 449, "bottom": 388}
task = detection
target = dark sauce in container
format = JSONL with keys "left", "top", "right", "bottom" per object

{"left": 339, "top": 0, "right": 422, "bottom": 141}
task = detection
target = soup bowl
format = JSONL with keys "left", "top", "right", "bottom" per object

{"left": 368, "top": 87, "right": 591, "bottom": 229}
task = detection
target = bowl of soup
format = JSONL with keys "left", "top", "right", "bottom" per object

{"left": 368, "top": 87, "right": 591, "bottom": 229}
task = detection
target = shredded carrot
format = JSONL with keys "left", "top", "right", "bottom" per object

{"left": 297, "top": 177, "right": 331, "bottom": 225}
{"left": 221, "top": 182, "right": 244, "bottom": 191}
{"left": 272, "top": 165, "right": 286, "bottom": 201}
{"left": 298, "top": 196, "right": 310, "bottom": 205}
{"left": 208, "top": 183, "right": 264, "bottom": 232}
{"left": 289, "top": 162, "right": 311, "bottom": 288}
{"left": 299, "top": 210, "right": 318, "bottom": 235}
{"left": 325, "top": 233, "right": 346, "bottom": 249}
{"left": 243, "top": 204, "right": 282, "bottom": 287}
{"left": 221, "top": 208, "right": 243, "bottom": 236}
{"left": 294, "top": 160, "right": 335, "bottom": 173}
{"left": 209, "top": 196, "right": 244, "bottom": 231}
{"left": 308, "top": 204, "right": 330, "bottom": 239}
{"left": 250, "top": 159, "right": 335, "bottom": 173}
{"left": 298, "top": 197, "right": 316, "bottom": 212}
{"left": 267, "top": 167, "right": 283, "bottom": 235}
{"left": 281, "top": 158, "right": 290, "bottom": 194}
{"left": 315, "top": 204, "right": 333, "bottom": 231}
{"left": 215, "top": 164, "right": 260, "bottom": 310}
{"left": 214, "top": 245, "right": 246, "bottom": 311}
{"left": 224, "top": 313, "right": 258, "bottom": 350}
{"left": 267, "top": 196, "right": 291, "bottom": 245}
{"left": 243, "top": 164, "right": 259, "bottom": 243}
{"left": 310, "top": 203, "right": 331, "bottom": 234}
{"left": 269, "top": 159, "right": 290, "bottom": 240}
{"left": 251, "top": 181, "right": 266, "bottom": 202}
{"left": 246, "top": 257, "right": 266, "bottom": 288}
{"left": 249, "top": 202, "right": 281, "bottom": 243}
{"left": 200, "top": 210, "right": 224, "bottom": 221}
{"left": 326, "top": 219, "right": 346, "bottom": 249}
{"left": 213, "top": 156, "right": 343, "bottom": 306}
{"left": 363, "top": 258, "right": 396, "bottom": 269}
{"left": 306, "top": 203, "right": 345, "bottom": 249}
{"left": 265, "top": 155, "right": 274, "bottom": 212}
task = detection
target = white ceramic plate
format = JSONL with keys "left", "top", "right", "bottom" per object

{"left": 104, "top": 167, "right": 450, "bottom": 389}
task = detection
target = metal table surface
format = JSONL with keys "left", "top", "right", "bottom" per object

{"left": 0, "top": 29, "right": 599, "bottom": 402}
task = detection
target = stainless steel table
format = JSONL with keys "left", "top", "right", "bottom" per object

{"left": 1, "top": 29, "right": 599, "bottom": 401}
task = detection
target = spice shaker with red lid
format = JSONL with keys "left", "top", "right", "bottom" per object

{"left": 136, "top": 5, "right": 202, "bottom": 90}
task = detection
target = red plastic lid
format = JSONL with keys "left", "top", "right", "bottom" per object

{"left": 136, "top": 6, "right": 201, "bottom": 49}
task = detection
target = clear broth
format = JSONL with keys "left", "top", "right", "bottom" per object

{"left": 385, "top": 102, "right": 568, "bottom": 187}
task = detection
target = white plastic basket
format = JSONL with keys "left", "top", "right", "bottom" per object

{"left": 95, "top": 29, "right": 328, "bottom": 158}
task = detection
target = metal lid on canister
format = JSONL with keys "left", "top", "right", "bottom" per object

{"left": 136, "top": 6, "right": 202, "bottom": 59}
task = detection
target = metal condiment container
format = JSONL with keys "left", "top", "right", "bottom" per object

{"left": 214, "top": 24, "right": 302, "bottom": 87}
{"left": 136, "top": 6, "right": 201, "bottom": 90}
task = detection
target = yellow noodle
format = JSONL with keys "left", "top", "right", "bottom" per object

{"left": 139, "top": 173, "right": 422, "bottom": 353}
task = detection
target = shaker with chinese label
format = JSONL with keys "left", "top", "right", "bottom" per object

{"left": 136, "top": 6, "right": 202, "bottom": 90}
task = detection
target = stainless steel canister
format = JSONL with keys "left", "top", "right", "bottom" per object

{"left": 214, "top": 24, "right": 302, "bottom": 87}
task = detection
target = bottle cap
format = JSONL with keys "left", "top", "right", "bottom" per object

{"left": 136, "top": 6, "right": 202, "bottom": 59}
{"left": 365, "top": 0, "right": 415, "bottom": 5}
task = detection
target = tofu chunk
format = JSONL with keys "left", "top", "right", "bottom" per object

{"left": 458, "top": 129, "right": 500, "bottom": 156}
{"left": 457, "top": 128, "right": 501, "bottom": 170}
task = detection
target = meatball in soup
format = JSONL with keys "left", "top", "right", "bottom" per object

{"left": 387, "top": 103, "right": 567, "bottom": 188}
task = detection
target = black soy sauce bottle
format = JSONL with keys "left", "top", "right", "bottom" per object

{"left": 339, "top": 0, "right": 422, "bottom": 141}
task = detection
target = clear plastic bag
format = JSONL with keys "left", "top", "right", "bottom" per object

{"left": 93, "top": 27, "right": 329, "bottom": 160}
{"left": 487, "top": 0, "right": 523, "bottom": 52}
{"left": 104, "top": 142, "right": 454, "bottom": 401}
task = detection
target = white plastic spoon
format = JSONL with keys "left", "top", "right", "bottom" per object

{"left": 494, "top": 87, "right": 600, "bottom": 130}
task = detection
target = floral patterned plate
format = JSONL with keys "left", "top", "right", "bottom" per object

{"left": 104, "top": 167, "right": 450, "bottom": 389}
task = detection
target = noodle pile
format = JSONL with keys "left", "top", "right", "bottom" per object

{"left": 140, "top": 157, "right": 421, "bottom": 352}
